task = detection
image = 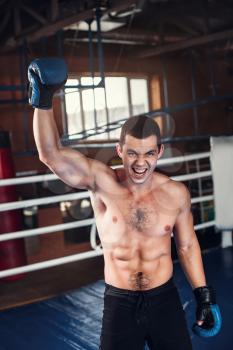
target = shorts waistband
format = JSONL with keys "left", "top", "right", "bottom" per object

{"left": 105, "top": 277, "right": 175, "bottom": 297}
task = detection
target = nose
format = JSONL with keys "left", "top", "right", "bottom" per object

{"left": 135, "top": 155, "right": 146, "bottom": 166}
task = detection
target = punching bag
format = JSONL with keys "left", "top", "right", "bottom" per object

{"left": 0, "top": 130, "right": 27, "bottom": 281}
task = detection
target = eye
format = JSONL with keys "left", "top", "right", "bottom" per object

{"left": 127, "top": 152, "right": 136, "bottom": 157}
{"left": 147, "top": 151, "right": 156, "bottom": 156}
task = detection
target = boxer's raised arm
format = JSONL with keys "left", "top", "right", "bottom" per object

{"left": 29, "top": 58, "right": 113, "bottom": 191}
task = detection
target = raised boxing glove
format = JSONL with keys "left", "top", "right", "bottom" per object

{"left": 28, "top": 57, "right": 68, "bottom": 109}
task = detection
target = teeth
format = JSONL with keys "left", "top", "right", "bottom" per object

{"left": 133, "top": 168, "right": 147, "bottom": 174}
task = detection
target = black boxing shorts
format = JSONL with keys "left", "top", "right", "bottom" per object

{"left": 99, "top": 277, "right": 193, "bottom": 350}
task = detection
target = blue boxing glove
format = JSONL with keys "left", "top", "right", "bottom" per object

{"left": 28, "top": 57, "right": 68, "bottom": 109}
{"left": 192, "top": 286, "right": 222, "bottom": 337}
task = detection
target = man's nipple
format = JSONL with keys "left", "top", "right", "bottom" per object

{"left": 164, "top": 225, "right": 171, "bottom": 232}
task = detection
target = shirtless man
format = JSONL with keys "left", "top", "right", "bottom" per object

{"left": 28, "top": 58, "right": 221, "bottom": 350}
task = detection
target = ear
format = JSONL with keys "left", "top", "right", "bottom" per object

{"left": 116, "top": 143, "right": 123, "bottom": 159}
{"left": 158, "top": 144, "right": 164, "bottom": 159}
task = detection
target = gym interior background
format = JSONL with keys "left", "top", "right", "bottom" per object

{"left": 0, "top": 1, "right": 232, "bottom": 349}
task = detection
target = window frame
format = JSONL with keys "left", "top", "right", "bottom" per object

{"left": 63, "top": 73, "right": 151, "bottom": 141}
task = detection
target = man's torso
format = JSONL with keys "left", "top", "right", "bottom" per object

{"left": 89, "top": 168, "right": 182, "bottom": 290}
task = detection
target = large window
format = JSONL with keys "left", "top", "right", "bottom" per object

{"left": 65, "top": 76, "right": 149, "bottom": 140}
{"left": 65, "top": 79, "right": 82, "bottom": 135}
{"left": 130, "top": 79, "right": 149, "bottom": 115}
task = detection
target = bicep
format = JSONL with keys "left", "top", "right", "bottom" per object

{"left": 42, "top": 147, "right": 107, "bottom": 190}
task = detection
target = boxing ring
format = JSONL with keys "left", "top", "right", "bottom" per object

{"left": 0, "top": 150, "right": 232, "bottom": 349}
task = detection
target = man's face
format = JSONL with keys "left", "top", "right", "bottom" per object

{"left": 116, "top": 135, "right": 164, "bottom": 185}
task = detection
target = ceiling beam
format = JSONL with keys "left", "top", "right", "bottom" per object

{"left": 95, "top": 30, "right": 184, "bottom": 44}
{"left": 136, "top": 27, "right": 233, "bottom": 58}
{"left": 3, "top": 0, "right": 136, "bottom": 51}
{"left": 64, "top": 27, "right": 185, "bottom": 47}
{"left": 164, "top": 17, "right": 200, "bottom": 36}
{"left": 20, "top": 3, "right": 48, "bottom": 25}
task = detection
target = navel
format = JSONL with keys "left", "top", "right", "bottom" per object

{"left": 128, "top": 271, "right": 151, "bottom": 290}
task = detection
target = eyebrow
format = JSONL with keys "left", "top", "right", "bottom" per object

{"left": 127, "top": 149, "right": 157, "bottom": 154}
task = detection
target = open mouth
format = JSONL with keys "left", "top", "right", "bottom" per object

{"left": 132, "top": 168, "right": 148, "bottom": 177}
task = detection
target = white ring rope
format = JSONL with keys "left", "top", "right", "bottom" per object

{"left": 0, "top": 191, "right": 89, "bottom": 212}
{"left": 0, "top": 250, "right": 103, "bottom": 279}
{"left": 0, "top": 173, "right": 57, "bottom": 187}
{"left": 0, "top": 218, "right": 95, "bottom": 242}
{"left": 158, "top": 152, "right": 210, "bottom": 165}
{"left": 0, "top": 219, "right": 215, "bottom": 242}
{"left": 0, "top": 152, "right": 210, "bottom": 187}
{"left": 172, "top": 170, "right": 212, "bottom": 181}
{"left": 0, "top": 172, "right": 213, "bottom": 213}
{"left": 90, "top": 223, "right": 102, "bottom": 250}
{"left": 194, "top": 220, "right": 216, "bottom": 230}
{"left": 0, "top": 220, "right": 216, "bottom": 279}
{"left": 191, "top": 195, "right": 214, "bottom": 204}
{"left": 0, "top": 216, "right": 215, "bottom": 242}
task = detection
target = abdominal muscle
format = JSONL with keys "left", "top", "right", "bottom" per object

{"left": 103, "top": 238, "right": 173, "bottom": 291}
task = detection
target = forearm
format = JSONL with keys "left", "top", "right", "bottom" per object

{"left": 177, "top": 238, "right": 206, "bottom": 289}
{"left": 33, "top": 108, "right": 61, "bottom": 160}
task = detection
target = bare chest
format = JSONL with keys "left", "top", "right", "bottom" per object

{"left": 91, "top": 190, "right": 179, "bottom": 237}
{"left": 124, "top": 197, "right": 177, "bottom": 236}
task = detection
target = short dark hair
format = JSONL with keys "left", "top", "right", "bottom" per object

{"left": 119, "top": 115, "right": 161, "bottom": 149}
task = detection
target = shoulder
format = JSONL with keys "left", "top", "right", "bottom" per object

{"left": 165, "top": 179, "right": 189, "bottom": 197}
{"left": 158, "top": 174, "right": 191, "bottom": 209}
{"left": 168, "top": 180, "right": 191, "bottom": 211}
{"left": 91, "top": 161, "right": 125, "bottom": 194}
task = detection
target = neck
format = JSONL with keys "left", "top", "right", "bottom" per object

{"left": 126, "top": 175, "right": 155, "bottom": 197}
